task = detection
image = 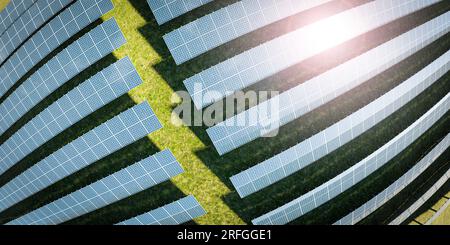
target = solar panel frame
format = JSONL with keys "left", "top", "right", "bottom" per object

{"left": 0, "top": 0, "right": 37, "bottom": 36}
{"left": 252, "top": 93, "right": 450, "bottom": 225}
{"left": 8, "top": 149, "right": 184, "bottom": 225}
{"left": 0, "top": 18, "right": 126, "bottom": 136}
{"left": 390, "top": 168, "right": 450, "bottom": 225}
{"left": 184, "top": 0, "right": 440, "bottom": 110}
{"left": 0, "top": 56, "right": 141, "bottom": 176}
{"left": 0, "top": 0, "right": 75, "bottom": 64}
{"left": 231, "top": 49, "right": 450, "bottom": 198}
{"left": 147, "top": 0, "right": 213, "bottom": 25}
{"left": 0, "top": 101, "right": 162, "bottom": 213}
{"left": 0, "top": 0, "right": 114, "bottom": 99}
{"left": 335, "top": 133, "right": 450, "bottom": 225}
{"left": 164, "top": 0, "right": 332, "bottom": 64}
{"left": 116, "top": 195, "right": 206, "bottom": 225}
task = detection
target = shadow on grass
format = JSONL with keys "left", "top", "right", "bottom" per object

{"left": 131, "top": 0, "right": 450, "bottom": 224}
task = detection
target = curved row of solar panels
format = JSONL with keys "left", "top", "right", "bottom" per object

{"left": 150, "top": 0, "right": 450, "bottom": 225}
{"left": 0, "top": 0, "right": 205, "bottom": 225}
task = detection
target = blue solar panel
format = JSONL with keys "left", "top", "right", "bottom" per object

{"left": 164, "top": 0, "right": 332, "bottom": 64}
{"left": 208, "top": 12, "right": 450, "bottom": 155}
{"left": 184, "top": 0, "right": 439, "bottom": 109}
{"left": 253, "top": 93, "right": 450, "bottom": 225}
{"left": 8, "top": 149, "right": 184, "bottom": 225}
{"left": 0, "top": 0, "right": 74, "bottom": 64}
{"left": 0, "top": 57, "right": 141, "bottom": 176}
{"left": 147, "top": 0, "right": 213, "bottom": 25}
{"left": 231, "top": 50, "right": 450, "bottom": 198}
{"left": 390, "top": 167, "right": 450, "bottom": 225}
{"left": 0, "top": 18, "right": 126, "bottom": 136}
{"left": 116, "top": 195, "right": 206, "bottom": 225}
{"left": 0, "top": 0, "right": 114, "bottom": 99}
{"left": 0, "top": 0, "right": 37, "bottom": 36}
{"left": 335, "top": 133, "right": 450, "bottom": 225}
{"left": 0, "top": 101, "right": 162, "bottom": 213}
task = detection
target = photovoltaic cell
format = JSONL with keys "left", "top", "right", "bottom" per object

{"left": 0, "top": 101, "right": 162, "bottom": 213}
{"left": 335, "top": 133, "right": 450, "bottom": 225}
{"left": 147, "top": 0, "right": 213, "bottom": 25}
{"left": 0, "top": 0, "right": 75, "bottom": 64}
{"left": 8, "top": 149, "right": 184, "bottom": 225}
{"left": 164, "top": 0, "right": 332, "bottom": 64}
{"left": 390, "top": 168, "right": 450, "bottom": 225}
{"left": 0, "top": 0, "right": 114, "bottom": 99}
{"left": 252, "top": 93, "right": 450, "bottom": 225}
{"left": 0, "top": 0, "right": 37, "bottom": 35}
{"left": 116, "top": 195, "right": 206, "bottom": 225}
{"left": 0, "top": 18, "right": 126, "bottom": 136}
{"left": 208, "top": 12, "right": 450, "bottom": 155}
{"left": 0, "top": 57, "right": 141, "bottom": 177}
{"left": 231, "top": 50, "right": 450, "bottom": 198}
{"left": 184, "top": 0, "right": 440, "bottom": 109}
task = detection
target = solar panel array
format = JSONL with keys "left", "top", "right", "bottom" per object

{"left": 0, "top": 57, "right": 141, "bottom": 176}
{"left": 390, "top": 167, "right": 450, "bottom": 225}
{"left": 164, "top": 0, "right": 332, "bottom": 64}
{"left": 0, "top": 0, "right": 74, "bottom": 64}
{"left": 184, "top": 0, "right": 439, "bottom": 110}
{"left": 253, "top": 93, "right": 450, "bottom": 225}
{"left": 208, "top": 12, "right": 450, "bottom": 155}
{"left": 0, "top": 102, "right": 162, "bottom": 213}
{"left": 0, "top": 0, "right": 36, "bottom": 35}
{"left": 8, "top": 150, "right": 184, "bottom": 225}
{"left": 0, "top": 0, "right": 114, "bottom": 99}
{"left": 231, "top": 50, "right": 450, "bottom": 198}
{"left": 335, "top": 133, "right": 450, "bottom": 225}
{"left": 0, "top": 18, "right": 126, "bottom": 136}
{"left": 147, "top": 0, "right": 213, "bottom": 25}
{"left": 425, "top": 190, "right": 450, "bottom": 225}
{"left": 116, "top": 195, "right": 206, "bottom": 225}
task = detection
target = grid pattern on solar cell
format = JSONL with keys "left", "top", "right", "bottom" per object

{"left": 390, "top": 168, "right": 450, "bottom": 225}
{"left": 208, "top": 12, "right": 450, "bottom": 155}
{"left": 0, "top": 0, "right": 74, "bottom": 64}
{"left": 184, "top": 0, "right": 440, "bottom": 109}
{"left": 335, "top": 134, "right": 450, "bottom": 225}
{"left": 0, "top": 0, "right": 114, "bottom": 99}
{"left": 0, "top": 18, "right": 126, "bottom": 137}
{"left": 0, "top": 0, "right": 36, "bottom": 35}
{"left": 116, "top": 195, "right": 206, "bottom": 225}
{"left": 252, "top": 93, "right": 450, "bottom": 225}
{"left": 8, "top": 149, "right": 183, "bottom": 225}
{"left": 231, "top": 50, "right": 450, "bottom": 198}
{"left": 0, "top": 57, "right": 141, "bottom": 177}
{"left": 147, "top": 0, "right": 213, "bottom": 25}
{"left": 0, "top": 102, "right": 162, "bottom": 213}
{"left": 164, "top": 0, "right": 332, "bottom": 64}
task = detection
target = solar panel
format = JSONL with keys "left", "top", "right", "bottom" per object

{"left": 0, "top": 0, "right": 74, "bottom": 64}
{"left": 8, "top": 149, "right": 184, "bottom": 225}
{"left": 0, "top": 101, "right": 162, "bottom": 213}
{"left": 231, "top": 50, "right": 450, "bottom": 198}
{"left": 0, "top": 0, "right": 37, "bottom": 36}
{"left": 390, "top": 167, "right": 450, "bottom": 225}
{"left": 147, "top": 0, "right": 213, "bottom": 25}
{"left": 0, "top": 57, "right": 141, "bottom": 177}
{"left": 0, "top": 18, "right": 126, "bottom": 136}
{"left": 184, "top": 0, "right": 440, "bottom": 109}
{"left": 164, "top": 0, "right": 332, "bottom": 64}
{"left": 116, "top": 195, "right": 206, "bottom": 225}
{"left": 335, "top": 133, "right": 450, "bottom": 225}
{"left": 0, "top": 0, "right": 114, "bottom": 99}
{"left": 208, "top": 12, "right": 450, "bottom": 155}
{"left": 252, "top": 93, "right": 450, "bottom": 225}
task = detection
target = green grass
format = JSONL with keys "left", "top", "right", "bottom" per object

{"left": 0, "top": 0, "right": 448, "bottom": 225}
